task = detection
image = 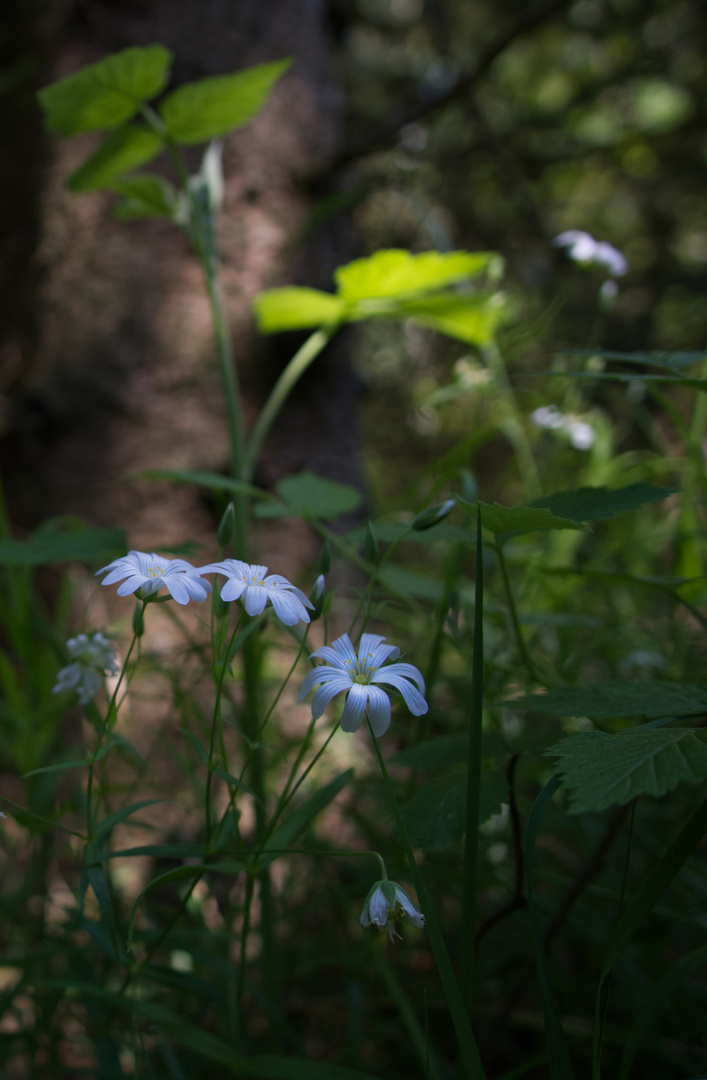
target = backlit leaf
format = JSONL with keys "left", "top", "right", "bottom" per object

{"left": 335, "top": 249, "right": 499, "bottom": 302}
{"left": 160, "top": 59, "right": 291, "bottom": 144}
{"left": 38, "top": 45, "right": 172, "bottom": 135}
{"left": 254, "top": 287, "right": 345, "bottom": 333}
{"left": 67, "top": 125, "right": 164, "bottom": 192}
{"left": 398, "top": 291, "right": 508, "bottom": 346}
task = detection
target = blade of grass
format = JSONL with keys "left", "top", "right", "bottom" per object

{"left": 525, "top": 774, "right": 574, "bottom": 1080}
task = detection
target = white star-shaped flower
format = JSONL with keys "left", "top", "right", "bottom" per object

{"left": 52, "top": 632, "right": 119, "bottom": 705}
{"left": 360, "top": 879, "right": 425, "bottom": 942}
{"left": 96, "top": 551, "right": 212, "bottom": 605}
{"left": 198, "top": 559, "right": 314, "bottom": 626}
{"left": 298, "top": 632, "right": 428, "bottom": 737}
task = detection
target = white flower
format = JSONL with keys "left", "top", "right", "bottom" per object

{"left": 198, "top": 559, "right": 314, "bottom": 625}
{"left": 96, "top": 551, "right": 212, "bottom": 605}
{"left": 52, "top": 632, "right": 119, "bottom": 705}
{"left": 567, "top": 419, "right": 595, "bottom": 450}
{"left": 360, "top": 879, "right": 425, "bottom": 942}
{"left": 298, "top": 632, "right": 428, "bottom": 737}
{"left": 554, "top": 229, "right": 628, "bottom": 277}
{"left": 531, "top": 404, "right": 565, "bottom": 430}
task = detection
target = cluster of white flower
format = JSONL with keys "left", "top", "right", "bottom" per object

{"left": 531, "top": 404, "right": 595, "bottom": 451}
{"left": 64, "top": 551, "right": 430, "bottom": 737}
{"left": 52, "top": 632, "right": 119, "bottom": 705}
{"left": 554, "top": 229, "right": 628, "bottom": 302}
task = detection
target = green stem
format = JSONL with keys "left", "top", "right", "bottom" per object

{"left": 495, "top": 541, "right": 543, "bottom": 685}
{"left": 369, "top": 726, "right": 487, "bottom": 1080}
{"left": 242, "top": 323, "right": 340, "bottom": 484}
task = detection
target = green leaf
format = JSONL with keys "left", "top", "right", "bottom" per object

{"left": 23, "top": 759, "right": 88, "bottom": 779}
{"left": 112, "top": 172, "right": 179, "bottom": 220}
{"left": 0, "top": 523, "right": 125, "bottom": 565}
{"left": 256, "top": 770, "right": 353, "bottom": 869}
{"left": 254, "top": 287, "right": 346, "bottom": 333}
{"left": 513, "top": 680, "right": 707, "bottom": 719}
{"left": 531, "top": 483, "right": 679, "bottom": 523}
{"left": 335, "top": 249, "right": 499, "bottom": 302}
{"left": 401, "top": 773, "right": 506, "bottom": 850}
{"left": 38, "top": 45, "right": 172, "bottom": 136}
{"left": 457, "top": 499, "right": 586, "bottom": 539}
{"left": 398, "top": 292, "right": 508, "bottom": 346}
{"left": 547, "top": 728, "right": 707, "bottom": 812}
{"left": 94, "top": 798, "right": 167, "bottom": 840}
{"left": 136, "top": 467, "right": 273, "bottom": 501}
{"left": 254, "top": 470, "right": 361, "bottom": 520}
{"left": 67, "top": 124, "right": 164, "bottom": 192}
{"left": 160, "top": 58, "right": 292, "bottom": 144}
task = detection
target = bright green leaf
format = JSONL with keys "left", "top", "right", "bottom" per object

{"left": 532, "top": 483, "right": 679, "bottom": 523}
{"left": 254, "top": 470, "right": 361, "bottom": 520}
{"left": 38, "top": 45, "right": 172, "bottom": 136}
{"left": 457, "top": 499, "right": 586, "bottom": 538}
{"left": 548, "top": 728, "right": 707, "bottom": 812}
{"left": 67, "top": 125, "right": 164, "bottom": 192}
{"left": 160, "top": 58, "right": 292, "bottom": 144}
{"left": 254, "top": 287, "right": 345, "bottom": 333}
{"left": 513, "top": 680, "right": 707, "bottom": 719}
{"left": 335, "top": 249, "right": 500, "bottom": 302}
{"left": 397, "top": 291, "right": 508, "bottom": 346}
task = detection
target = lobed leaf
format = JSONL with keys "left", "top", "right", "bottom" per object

{"left": 397, "top": 291, "right": 508, "bottom": 346}
{"left": 160, "top": 58, "right": 292, "bottom": 143}
{"left": 67, "top": 125, "right": 164, "bottom": 192}
{"left": 547, "top": 728, "right": 707, "bottom": 812}
{"left": 38, "top": 45, "right": 172, "bottom": 135}
{"left": 255, "top": 470, "right": 361, "bottom": 520}
{"left": 531, "top": 483, "right": 679, "bottom": 523}
{"left": 334, "top": 249, "right": 499, "bottom": 302}
{"left": 254, "top": 287, "right": 345, "bottom": 332}
{"left": 457, "top": 499, "right": 586, "bottom": 538}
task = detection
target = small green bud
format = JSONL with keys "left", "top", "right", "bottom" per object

{"left": 309, "top": 574, "right": 326, "bottom": 620}
{"left": 318, "top": 537, "right": 331, "bottom": 575}
{"left": 217, "top": 502, "right": 236, "bottom": 548}
{"left": 412, "top": 499, "right": 456, "bottom": 532}
{"left": 459, "top": 468, "right": 477, "bottom": 503}
{"left": 364, "top": 521, "right": 379, "bottom": 564}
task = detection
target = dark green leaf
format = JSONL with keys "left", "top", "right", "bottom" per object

{"left": 457, "top": 499, "right": 586, "bottom": 538}
{"left": 401, "top": 773, "right": 506, "bottom": 850}
{"left": 112, "top": 172, "right": 179, "bottom": 220}
{"left": 531, "top": 483, "right": 679, "bottom": 523}
{"left": 254, "top": 470, "right": 361, "bottom": 520}
{"left": 548, "top": 728, "right": 707, "bottom": 812}
{"left": 0, "top": 524, "right": 126, "bottom": 565}
{"left": 513, "top": 680, "right": 707, "bottom": 719}
{"left": 38, "top": 45, "right": 172, "bottom": 135}
{"left": 160, "top": 58, "right": 291, "bottom": 143}
{"left": 136, "top": 467, "right": 272, "bottom": 501}
{"left": 256, "top": 770, "right": 353, "bottom": 869}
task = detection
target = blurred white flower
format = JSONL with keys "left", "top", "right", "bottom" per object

{"left": 97, "top": 551, "right": 212, "bottom": 605}
{"left": 360, "top": 879, "right": 425, "bottom": 943}
{"left": 532, "top": 406, "right": 595, "bottom": 451}
{"left": 567, "top": 420, "right": 595, "bottom": 450}
{"left": 298, "top": 632, "right": 428, "bottom": 737}
{"left": 199, "top": 559, "right": 314, "bottom": 625}
{"left": 52, "top": 632, "right": 119, "bottom": 705}
{"left": 531, "top": 405, "right": 565, "bottom": 430}
{"left": 554, "top": 230, "right": 628, "bottom": 277}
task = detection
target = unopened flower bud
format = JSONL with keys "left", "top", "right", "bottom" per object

{"left": 308, "top": 574, "right": 326, "bottom": 620}
{"left": 412, "top": 499, "right": 456, "bottom": 532}
{"left": 217, "top": 502, "right": 236, "bottom": 548}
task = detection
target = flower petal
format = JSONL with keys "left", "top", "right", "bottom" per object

{"left": 299, "top": 666, "right": 351, "bottom": 700}
{"left": 365, "top": 685, "right": 392, "bottom": 737}
{"left": 267, "top": 588, "right": 310, "bottom": 626}
{"left": 243, "top": 585, "right": 269, "bottom": 616}
{"left": 310, "top": 677, "right": 352, "bottom": 719}
{"left": 340, "top": 684, "right": 369, "bottom": 732}
{"left": 375, "top": 670, "right": 428, "bottom": 715}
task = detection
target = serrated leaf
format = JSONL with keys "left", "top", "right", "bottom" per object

{"left": 111, "top": 172, "right": 178, "bottom": 220}
{"left": 457, "top": 499, "right": 586, "bottom": 538}
{"left": 254, "top": 287, "right": 345, "bottom": 332}
{"left": 548, "top": 728, "right": 707, "bottom": 812}
{"left": 38, "top": 45, "right": 172, "bottom": 136}
{"left": 335, "top": 249, "right": 498, "bottom": 302}
{"left": 532, "top": 483, "right": 679, "bottom": 522}
{"left": 160, "top": 58, "right": 291, "bottom": 144}
{"left": 401, "top": 773, "right": 506, "bottom": 850}
{"left": 254, "top": 470, "right": 361, "bottom": 520}
{"left": 397, "top": 292, "right": 508, "bottom": 346}
{"left": 512, "top": 680, "right": 707, "bottom": 719}
{"left": 67, "top": 124, "right": 164, "bottom": 192}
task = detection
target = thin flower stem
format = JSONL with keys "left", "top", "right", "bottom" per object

{"left": 369, "top": 724, "right": 487, "bottom": 1080}
{"left": 495, "top": 540, "right": 543, "bottom": 686}
{"left": 242, "top": 323, "right": 341, "bottom": 484}
{"left": 206, "top": 612, "right": 245, "bottom": 843}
